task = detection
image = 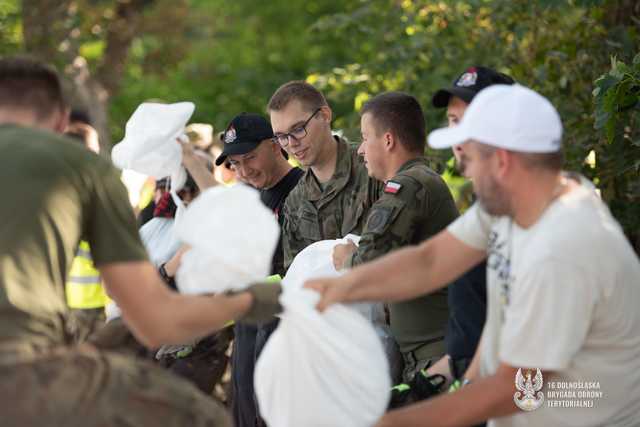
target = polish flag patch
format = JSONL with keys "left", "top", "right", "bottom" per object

{"left": 384, "top": 181, "right": 402, "bottom": 194}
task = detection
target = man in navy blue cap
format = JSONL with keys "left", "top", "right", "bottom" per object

{"left": 418, "top": 67, "right": 515, "bottom": 400}
{"left": 432, "top": 66, "right": 515, "bottom": 172}
{"left": 216, "top": 113, "right": 303, "bottom": 427}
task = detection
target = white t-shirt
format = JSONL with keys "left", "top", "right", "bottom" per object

{"left": 448, "top": 177, "right": 640, "bottom": 427}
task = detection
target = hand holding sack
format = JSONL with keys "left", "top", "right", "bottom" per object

{"left": 254, "top": 287, "right": 391, "bottom": 427}
{"left": 174, "top": 184, "right": 280, "bottom": 294}
{"left": 111, "top": 102, "right": 195, "bottom": 192}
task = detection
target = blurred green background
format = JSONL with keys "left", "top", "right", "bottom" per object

{"left": 2, "top": 0, "right": 639, "bottom": 249}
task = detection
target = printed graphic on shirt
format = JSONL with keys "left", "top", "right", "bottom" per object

{"left": 487, "top": 230, "right": 512, "bottom": 322}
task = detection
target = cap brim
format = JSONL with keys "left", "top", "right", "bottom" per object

{"left": 431, "top": 87, "right": 477, "bottom": 108}
{"left": 214, "top": 141, "right": 259, "bottom": 165}
{"left": 428, "top": 123, "right": 470, "bottom": 149}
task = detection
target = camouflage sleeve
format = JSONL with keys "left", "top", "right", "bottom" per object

{"left": 280, "top": 197, "right": 296, "bottom": 272}
{"left": 346, "top": 176, "right": 423, "bottom": 269}
{"left": 369, "top": 174, "right": 385, "bottom": 205}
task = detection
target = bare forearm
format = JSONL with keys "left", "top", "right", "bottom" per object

{"left": 377, "top": 370, "right": 518, "bottom": 427}
{"left": 347, "top": 244, "right": 437, "bottom": 303}
{"left": 183, "top": 159, "right": 218, "bottom": 190}
{"left": 343, "top": 231, "right": 485, "bottom": 305}
{"left": 134, "top": 291, "right": 251, "bottom": 346}
{"left": 102, "top": 262, "right": 251, "bottom": 347}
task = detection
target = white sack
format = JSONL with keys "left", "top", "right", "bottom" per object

{"left": 139, "top": 217, "right": 181, "bottom": 267}
{"left": 111, "top": 102, "right": 195, "bottom": 191}
{"left": 107, "top": 217, "right": 182, "bottom": 322}
{"left": 175, "top": 184, "right": 280, "bottom": 294}
{"left": 282, "top": 236, "right": 386, "bottom": 326}
{"left": 254, "top": 288, "right": 391, "bottom": 427}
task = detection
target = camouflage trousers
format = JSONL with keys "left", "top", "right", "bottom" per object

{"left": 67, "top": 307, "right": 106, "bottom": 343}
{"left": 0, "top": 344, "right": 231, "bottom": 427}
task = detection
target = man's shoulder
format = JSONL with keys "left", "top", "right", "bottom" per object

{"left": 383, "top": 163, "right": 431, "bottom": 198}
{"left": 1, "top": 125, "right": 113, "bottom": 178}
{"left": 399, "top": 160, "right": 446, "bottom": 184}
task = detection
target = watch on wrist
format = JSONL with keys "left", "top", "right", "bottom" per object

{"left": 158, "top": 263, "right": 177, "bottom": 290}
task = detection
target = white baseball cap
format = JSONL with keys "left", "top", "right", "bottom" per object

{"left": 428, "top": 84, "right": 563, "bottom": 153}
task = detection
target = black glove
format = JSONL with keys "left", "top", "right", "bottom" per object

{"left": 412, "top": 371, "right": 447, "bottom": 400}
{"left": 237, "top": 282, "right": 283, "bottom": 325}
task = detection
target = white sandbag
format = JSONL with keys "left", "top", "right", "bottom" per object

{"left": 282, "top": 236, "right": 386, "bottom": 326}
{"left": 106, "top": 218, "right": 182, "bottom": 322}
{"left": 254, "top": 287, "right": 390, "bottom": 427}
{"left": 139, "top": 217, "right": 182, "bottom": 267}
{"left": 175, "top": 184, "right": 280, "bottom": 294}
{"left": 111, "top": 102, "right": 194, "bottom": 191}
{"left": 104, "top": 300, "right": 121, "bottom": 322}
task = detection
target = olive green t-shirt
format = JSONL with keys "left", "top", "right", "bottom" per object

{"left": 0, "top": 125, "right": 147, "bottom": 351}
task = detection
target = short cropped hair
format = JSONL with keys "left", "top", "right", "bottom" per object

{"left": 0, "top": 56, "right": 66, "bottom": 120}
{"left": 361, "top": 91, "right": 426, "bottom": 153}
{"left": 267, "top": 80, "right": 328, "bottom": 113}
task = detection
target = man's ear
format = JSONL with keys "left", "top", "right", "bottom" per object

{"left": 53, "top": 107, "right": 70, "bottom": 134}
{"left": 495, "top": 148, "right": 512, "bottom": 179}
{"left": 270, "top": 139, "right": 281, "bottom": 154}
{"left": 319, "top": 105, "right": 332, "bottom": 124}
{"left": 385, "top": 132, "right": 396, "bottom": 152}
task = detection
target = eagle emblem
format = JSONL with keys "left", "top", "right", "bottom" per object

{"left": 514, "top": 368, "right": 544, "bottom": 411}
{"left": 456, "top": 68, "right": 478, "bottom": 87}
{"left": 224, "top": 126, "right": 237, "bottom": 143}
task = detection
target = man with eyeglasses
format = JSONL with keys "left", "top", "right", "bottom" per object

{"left": 268, "top": 81, "right": 384, "bottom": 271}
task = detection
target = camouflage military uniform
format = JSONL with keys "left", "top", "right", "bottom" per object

{"left": 281, "top": 136, "right": 384, "bottom": 269}
{"left": 0, "top": 344, "right": 230, "bottom": 427}
{"left": 345, "top": 157, "right": 459, "bottom": 382}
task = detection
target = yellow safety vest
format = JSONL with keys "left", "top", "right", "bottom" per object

{"left": 65, "top": 241, "right": 108, "bottom": 309}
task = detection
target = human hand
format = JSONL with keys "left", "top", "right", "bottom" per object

{"left": 238, "top": 282, "right": 283, "bottom": 324}
{"left": 332, "top": 240, "right": 357, "bottom": 270}
{"left": 178, "top": 139, "right": 204, "bottom": 169}
{"left": 164, "top": 244, "right": 191, "bottom": 277}
{"left": 304, "top": 275, "right": 354, "bottom": 312}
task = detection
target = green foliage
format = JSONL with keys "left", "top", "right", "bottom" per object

{"left": 593, "top": 54, "right": 640, "bottom": 249}
{"left": 0, "top": 0, "right": 21, "bottom": 55}
{"left": 307, "top": 0, "right": 639, "bottom": 248}
{"left": 1, "top": 0, "right": 638, "bottom": 247}
{"left": 109, "top": 0, "right": 351, "bottom": 142}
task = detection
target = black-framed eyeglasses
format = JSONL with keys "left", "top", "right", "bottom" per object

{"left": 273, "top": 107, "right": 321, "bottom": 147}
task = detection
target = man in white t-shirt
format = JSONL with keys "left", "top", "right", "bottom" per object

{"left": 306, "top": 84, "right": 640, "bottom": 427}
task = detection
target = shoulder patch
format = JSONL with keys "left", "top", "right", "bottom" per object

{"left": 367, "top": 206, "right": 393, "bottom": 233}
{"left": 384, "top": 181, "right": 402, "bottom": 194}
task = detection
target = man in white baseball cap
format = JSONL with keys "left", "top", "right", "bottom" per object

{"left": 306, "top": 84, "right": 640, "bottom": 427}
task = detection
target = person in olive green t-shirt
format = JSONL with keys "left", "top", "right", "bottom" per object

{"left": 332, "top": 92, "right": 459, "bottom": 384}
{"left": 0, "top": 57, "right": 280, "bottom": 427}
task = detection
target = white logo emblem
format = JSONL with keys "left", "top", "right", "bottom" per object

{"left": 224, "top": 126, "right": 237, "bottom": 143}
{"left": 514, "top": 368, "right": 545, "bottom": 411}
{"left": 456, "top": 71, "right": 477, "bottom": 87}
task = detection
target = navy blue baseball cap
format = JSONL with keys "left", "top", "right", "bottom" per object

{"left": 432, "top": 66, "right": 515, "bottom": 108}
{"left": 215, "top": 113, "right": 276, "bottom": 166}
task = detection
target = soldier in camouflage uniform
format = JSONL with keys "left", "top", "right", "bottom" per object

{"left": 268, "top": 81, "right": 384, "bottom": 270}
{"left": 0, "top": 57, "right": 281, "bottom": 427}
{"left": 332, "top": 92, "right": 459, "bottom": 383}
